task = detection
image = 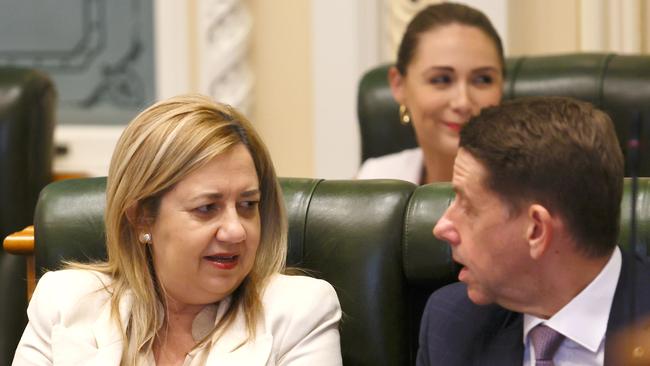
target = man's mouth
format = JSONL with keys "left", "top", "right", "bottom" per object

{"left": 452, "top": 257, "right": 467, "bottom": 281}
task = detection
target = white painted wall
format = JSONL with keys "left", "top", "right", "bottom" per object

{"left": 54, "top": 126, "right": 124, "bottom": 176}
{"left": 457, "top": 0, "right": 509, "bottom": 54}
{"left": 311, "top": 0, "right": 381, "bottom": 179}
{"left": 155, "top": 1, "right": 193, "bottom": 98}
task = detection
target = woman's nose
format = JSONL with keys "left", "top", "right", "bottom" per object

{"left": 450, "top": 83, "right": 472, "bottom": 116}
{"left": 216, "top": 208, "right": 246, "bottom": 243}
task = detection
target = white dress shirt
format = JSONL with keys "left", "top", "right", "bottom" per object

{"left": 523, "top": 246, "right": 622, "bottom": 366}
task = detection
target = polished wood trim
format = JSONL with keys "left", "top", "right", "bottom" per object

{"left": 27, "top": 254, "right": 35, "bottom": 301}
{"left": 53, "top": 172, "right": 90, "bottom": 182}
{"left": 3, "top": 226, "right": 36, "bottom": 300}
{"left": 3, "top": 225, "right": 34, "bottom": 255}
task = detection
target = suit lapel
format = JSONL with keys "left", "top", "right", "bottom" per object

{"left": 476, "top": 311, "right": 524, "bottom": 366}
{"left": 604, "top": 250, "right": 650, "bottom": 366}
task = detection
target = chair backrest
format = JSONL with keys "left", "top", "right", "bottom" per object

{"left": 0, "top": 67, "right": 56, "bottom": 240}
{"left": 0, "top": 67, "right": 55, "bottom": 365}
{"left": 29, "top": 177, "right": 650, "bottom": 365}
{"left": 358, "top": 53, "right": 650, "bottom": 176}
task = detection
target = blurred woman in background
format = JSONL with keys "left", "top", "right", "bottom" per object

{"left": 357, "top": 2, "right": 504, "bottom": 184}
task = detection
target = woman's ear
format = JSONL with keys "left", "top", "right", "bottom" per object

{"left": 388, "top": 66, "right": 406, "bottom": 105}
{"left": 527, "top": 204, "right": 553, "bottom": 260}
{"left": 125, "top": 203, "right": 140, "bottom": 227}
{"left": 125, "top": 202, "right": 153, "bottom": 229}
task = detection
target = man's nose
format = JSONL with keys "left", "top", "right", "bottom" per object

{"left": 433, "top": 212, "right": 460, "bottom": 246}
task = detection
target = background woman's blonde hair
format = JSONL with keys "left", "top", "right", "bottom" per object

{"left": 76, "top": 94, "right": 287, "bottom": 364}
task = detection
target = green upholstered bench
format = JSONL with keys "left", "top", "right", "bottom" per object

{"left": 5, "top": 177, "right": 649, "bottom": 365}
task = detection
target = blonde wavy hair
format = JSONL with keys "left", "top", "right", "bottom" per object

{"left": 75, "top": 94, "right": 287, "bottom": 365}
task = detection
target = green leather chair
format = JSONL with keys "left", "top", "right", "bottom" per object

{"left": 0, "top": 67, "right": 56, "bottom": 365}
{"left": 358, "top": 53, "right": 650, "bottom": 176}
{"left": 7, "top": 176, "right": 649, "bottom": 365}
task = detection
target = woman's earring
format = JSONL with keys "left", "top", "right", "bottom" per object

{"left": 138, "top": 232, "right": 152, "bottom": 245}
{"left": 399, "top": 104, "right": 411, "bottom": 125}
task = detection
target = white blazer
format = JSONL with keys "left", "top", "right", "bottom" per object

{"left": 356, "top": 147, "right": 423, "bottom": 184}
{"left": 13, "top": 269, "right": 342, "bottom": 366}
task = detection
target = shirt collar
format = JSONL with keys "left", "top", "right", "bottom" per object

{"left": 523, "top": 246, "right": 622, "bottom": 352}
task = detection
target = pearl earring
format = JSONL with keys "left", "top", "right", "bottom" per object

{"left": 138, "top": 232, "right": 152, "bottom": 244}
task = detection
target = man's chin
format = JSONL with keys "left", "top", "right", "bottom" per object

{"left": 466, "top": 287, "right": 494, "bottom": 306}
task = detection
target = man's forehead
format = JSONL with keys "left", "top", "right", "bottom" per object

{"left": 452, "top": 149, "right": 487, "bottom": 191}
{"left": 453, "top": 149, "right": 526, "bottom": 216}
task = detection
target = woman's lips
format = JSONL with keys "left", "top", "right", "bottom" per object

{"left": 204, "top": 254, "right": 239, "bottom": 270}
{"left": 443, "top": 122, "right": 463, "bottom": 133}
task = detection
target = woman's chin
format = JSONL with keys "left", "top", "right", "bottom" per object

{"left": 432, "top": 139, "right": 460, "bottom": 159}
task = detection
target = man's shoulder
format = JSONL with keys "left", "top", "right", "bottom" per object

{"left": 612, "top": 249, "right": 650, "bottom": 318}
{"left": 417, "top": 282, "right": 522, "bottom": 366}
{"left": 422, "top": 282, "right": 510, "bottom": 330}
{"left": 617, "top": 249, "right": 650, "bottom": 302}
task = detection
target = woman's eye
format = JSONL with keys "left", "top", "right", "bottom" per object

{"left": 195, "top": 204, "right": 216, "bottom": 214}
{"left": 239, "top": 200, "right": 260, "bottom": 209}
{"left": 429, "top": 75, "right": 452, "bottom": 85}
{"left": 473, "top": 75, "right": 494, "bottom": 85}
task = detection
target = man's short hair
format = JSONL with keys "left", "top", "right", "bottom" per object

{"left": 460, "top": 96, "right": 624, "bottom": 257}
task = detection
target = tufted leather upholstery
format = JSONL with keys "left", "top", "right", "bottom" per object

{"left": 0, "top": 67, "right": 56, "bottom": 365}
{"left": 358, "top": 53, "right": 650, "bottom": 176}
{"left": 20, "top": 176, "right": 649, "bottom": 365}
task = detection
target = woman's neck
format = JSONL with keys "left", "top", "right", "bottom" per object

{"left": 421, "top": 150, "right": 455, "bottom": 184}
{"left": 154, "top": 299, "right": 206, "bottom": 365}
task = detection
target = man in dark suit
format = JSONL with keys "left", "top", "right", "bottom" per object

{"left": 417, "top": 96, "right": 650, "bottom": 366}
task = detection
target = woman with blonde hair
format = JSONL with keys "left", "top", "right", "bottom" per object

{"left": 13, "top": 94, "right": 342, "bottom": 365}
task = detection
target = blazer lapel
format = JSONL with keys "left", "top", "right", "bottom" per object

{"left": 50, "top": 290, "right": 132, "bottom": 366}
{"left": 205, "top": 300, "right": 273, "bottom": 365}
{"left": 90, "top": 289, "right": 134, "bottom": 365}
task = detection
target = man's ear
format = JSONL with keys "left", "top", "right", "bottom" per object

{"left": 527, "top": 204, "right": 553, "bottom": 260}
{"left": 388, "top": 66, "right": 406, "bottom": 105}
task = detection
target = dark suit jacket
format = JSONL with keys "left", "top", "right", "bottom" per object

{"left": 416, "top": 249, "right": 650, "bottom": 366}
